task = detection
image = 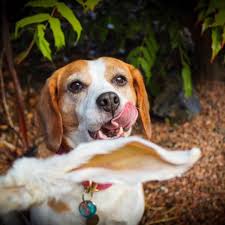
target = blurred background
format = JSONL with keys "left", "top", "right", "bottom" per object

{"left": 0, "top": 0, "right": 225, "bottom": 224}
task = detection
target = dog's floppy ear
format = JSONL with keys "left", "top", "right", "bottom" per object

{"left": 128, "top": 65, "right": 152, "bottom": 139}
{"left": 37, "top": 73, "right": 63, "bottom": 151}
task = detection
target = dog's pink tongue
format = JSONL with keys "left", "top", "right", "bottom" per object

{"left": 105, "top": 102, "right": 138, "bottom": 130}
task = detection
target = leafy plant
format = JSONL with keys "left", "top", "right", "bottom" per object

{"left": 197, "top": 0, "right": 225, "bottom": 62}
{"left": 127, "top": 27, "right": 159, "bottom": 85}
{"left": 169, "top": 24, "right": 193, "bottom": 97}
{"left": 14, "top": 0, "right": 100, "bottom": 63}
{"left": 127, "top": 21, "right": 193, "bottom": 98}
{"left": 76, "top": 0, "right": 101, "bottom": 11}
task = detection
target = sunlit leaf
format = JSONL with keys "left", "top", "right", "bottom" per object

{"left": 211, "top": 27, "right": 222, "bottom": 62}
{"left": 26, "top": 0, "right": 57, "bottom": 8}
{"left": 15, "top": 13, "right": 50, "bottom": 38}
{"left": 49, "top": 17, "right": 65, "bottom": 50}
{"left": 76, "top": 0, "right": 101, "bottom": 11}
{"left": 35, "top": 24, "right": 52, "bottom": 60}
{"left": 181, "top": 63, "right": 192, "bottom": 97}
{"left": 56, "top": 2, "right": 82, "bottom": 43}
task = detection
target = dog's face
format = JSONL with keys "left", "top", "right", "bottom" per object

{"left": 37, "top": 57, "right": 151, "bottom": 151}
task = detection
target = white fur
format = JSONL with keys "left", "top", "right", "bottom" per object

{"left": 0, "top": 136, "right": 201, "bottom": 225}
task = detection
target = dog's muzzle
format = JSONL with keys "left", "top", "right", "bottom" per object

{"left": 88, "top": 102, "right": 138, "bottom": 140}
{"left": 96, "top": 91, "right": 120, "bottom": 116}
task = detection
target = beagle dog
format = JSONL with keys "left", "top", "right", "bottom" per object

{"left": 32, "top": 57, "right": 151, "bottom": 225}
{"left": 36, "top": 56, "right": 151, "bottom": 154}
{"left": 0, "top": 57, "right": 201, "bottom": 225}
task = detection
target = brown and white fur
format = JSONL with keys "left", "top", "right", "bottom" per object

{"left": 33, "top": 57, "right": 151, "bottom": 225}
{"left": 36, "top": 57, "right": 151, "bottom": 153}
{"left": 0, "top": 57, "right": 201, "bottom": 225}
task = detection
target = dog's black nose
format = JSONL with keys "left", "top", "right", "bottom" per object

{"left": 96, "top": 92, "right": 120, "bottom": 115}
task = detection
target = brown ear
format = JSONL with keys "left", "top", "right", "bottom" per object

{"left": 129, "top": 65, "right": 152, "bottom": 139}
{"left": 37, "top": 73, "right": 63, "bottom": 151}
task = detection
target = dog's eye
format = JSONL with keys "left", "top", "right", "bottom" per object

{"left": 112, "top": 75, "right": 127, "bottom": 86}
{"left": 68, "top": 81, "right": 85, "bottom": 93}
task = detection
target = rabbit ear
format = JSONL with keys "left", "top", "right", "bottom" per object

{"left": 0, "top": 137, "right": 201, "bottom": 213}
{"left": 67, "top": 137, "right": 201, "bottom": 184}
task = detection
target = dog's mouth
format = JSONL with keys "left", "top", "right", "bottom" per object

{"left": 88, "top": 124, "right": 130, "bottom": 140}
{"left": 88, "top": 102, "right": 138, "bottom": 140}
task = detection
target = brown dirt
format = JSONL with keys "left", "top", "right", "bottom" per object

{"left": 0, "top": 80, "right": 225, "bottom": 225}
{"left": 141, "top": 81, "right": 225, "bottom": 225}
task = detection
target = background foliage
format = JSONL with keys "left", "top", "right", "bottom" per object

{"left": 197, "top": 0, "right": 225, "bottom": 62}
{"left": 11, "top": 0, "right": 224, "bottom": 120}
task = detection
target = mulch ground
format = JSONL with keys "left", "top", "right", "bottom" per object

{"left": 0, "top": 80, "right": 225, "bottom": 225}
{"left": 141, "top": 81, "right": 225, "bottom": 225}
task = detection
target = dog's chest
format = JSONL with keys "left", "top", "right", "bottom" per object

{"left": 31, "top": 184, "right": 144, "bottom": 225}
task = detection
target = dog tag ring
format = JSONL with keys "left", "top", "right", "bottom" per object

{"left": 79, "top": 181, "right": 99, "bottom": 224}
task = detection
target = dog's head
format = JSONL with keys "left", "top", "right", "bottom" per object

{"left": 37, "top": 57, "right": 151, "bottom": 151}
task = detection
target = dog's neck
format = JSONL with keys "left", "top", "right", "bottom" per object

{"left": 63, "top": 132, "right": 87, "bottom": 150}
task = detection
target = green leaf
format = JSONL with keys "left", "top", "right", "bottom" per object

{"left": 35, "top": 24, "right": 52, "bottom": 60}
{"left": 202, "top": 17, "right": 213, "bottom": 33}
{"left": 181, "top": 63, "right": 192, "bottom": 97}
{"left": 137, "top": 57, "right": 151, "bottom": 84}
{"left": 15, "top": 13, "right": 50, "bottom": 38}
{"left": 222, "top": 26, "right": 225, "bottom": 47}
{"left": 127, "top": 47, "right": 142, "bottom": 64}
{"left": 142, "top": 47, "right": 152, "bottom": 65}
{"left": 211, "top": 27, "right": 222, "bottom": 62}
{"left": 56, "top": 2, "right": 82, "bottom": 43}
{"left": 212, "top": 9, "right": 225, "bottom": 26}
{"left": 26, "top": 0, "right": 57, "bottom": 8}
{"left": 49, "top": 17, "right": 65, "bottom": 50}
{"left": 76, "top": 0, "right": 101, "bottom": 11}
